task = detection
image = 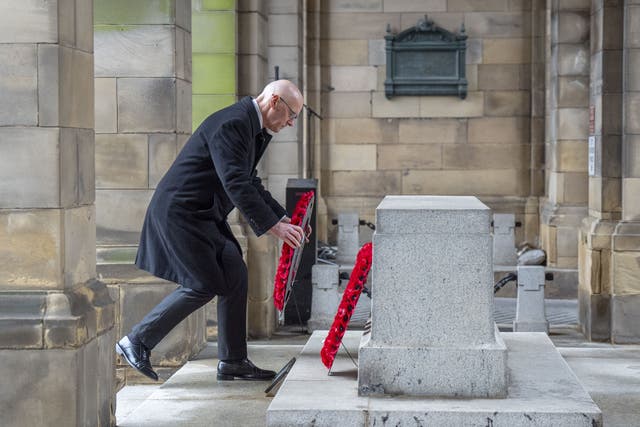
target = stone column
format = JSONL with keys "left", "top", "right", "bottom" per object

{"left": 541, "top": 0, "right": 591, "bottom": 267}
{"left": 266, "top": 0, "right": 303, "bottom": 204}
{"left": 358, "top": 196, "right": 507, "bottom": 397}
{"left": 239, "top": 0, "right": 305, "bottom": 337}
{"left": 93, "top": 0, "right": 202, "bottom": 383}
{"left": 303, "top": 0, "right": 330, "bottom": 244}
{"left": 0, "top": 1, "right": 115, "bottom": 425}
{"left": 578, "top": 0, "right": 623, "bottom": 341}
{"left": 236, "top": 0, "right": 276, "bottom": 337}
{"left": 608, "top": 0, "right": 640, "bottom": 343}
{"left": 192, "top": 0, "right": 244, "bottom": 341}
{"left": 526, "top": 0, "right": 547, "bottom": 245}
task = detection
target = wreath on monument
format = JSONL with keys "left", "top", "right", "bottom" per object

{"left": 273, "top": 190, "right": 315, "bottom": 311}
{"left": 320, "top": 242, "right": 373, "bottom": 370}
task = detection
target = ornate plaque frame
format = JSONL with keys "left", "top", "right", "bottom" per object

{"left": 385, "top": 15, "right": 468, "bottom": 99}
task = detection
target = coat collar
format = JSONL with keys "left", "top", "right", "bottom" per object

{"left": 240, "top": 96, "right": 264, "bottom": 138}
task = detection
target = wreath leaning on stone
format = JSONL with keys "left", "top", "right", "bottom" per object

{"left": 321, "top": 242, "right": 373, "bottom": 370}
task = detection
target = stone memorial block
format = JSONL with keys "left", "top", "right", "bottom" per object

{"left": 336, "top": 212, "right": 359, "bottom": 265}
{"left": 493, "top": 213, "right": 517, "bottom": 265}
{"left": 358, "top": 196, "right": 507, "bottom": 398}
{"left": 514, "top": 265, "right": 549, "bottom": 333}
{"left": 308, "top": 264, "right": 340, "bottom": 332}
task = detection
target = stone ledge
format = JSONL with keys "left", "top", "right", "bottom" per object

{"left": 267, "top": 331, "right": 602, "bottom": 427}
{"left": 612, "top": 222, "right": 640, "bottom": 251}
{"left": 0, "top": 279, "right": 115, "bottom": 349}
{"left": 375, "top": 195, "right": 490, "bottom": 235}
{"left": 97, "top": 263, "right": 172, "bottom": 284}
{"left": 358, "top": 325, "right": 507, "bottom": 398}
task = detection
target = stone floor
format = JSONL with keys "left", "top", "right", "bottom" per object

{"left": 116, "top": 299, "right": 640, "bottom": 427}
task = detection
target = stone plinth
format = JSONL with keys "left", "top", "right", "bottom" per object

{"left": 514, "top": 266, "right": 549, "bottom": 333}
{"left": 493, "top": 213, "right": 517, "bottom": 265}
{"left": 358, "top": 196, "right": 507, "bottom": 397}
{"left": 308, "top": 264, "right": 340, "bottom": 332}
{"left": 336, "top": 212, "right": 359, "bottom": 264}
{"left": 267, "top": 331, "right": 602, "bottom": 427}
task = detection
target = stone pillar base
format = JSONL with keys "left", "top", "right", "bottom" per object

{"left": 358, "top": 325, "right": 507, "bottom": 398}
{"left": 98, "top": 264, "right": 207, "bottom": 385}
{"left": 577, "top": 218, "right": 616, "bottom": 341}
{"left": 540, "top": 201, "right": 587, "bottom": 268}
{"left": 611, "top": 222, "right": 640, "bottom": 343}
{"left": 247, "top": 229, "right": 278, "bottom": 338}
{"left": 267, "top": 331, "right": 601, "bottom": 427}
{"left": 578, "top": 290, "right": 611, "bottom": 341}
{"left": 0, "top": 281, "right": 116, "bottom": 427}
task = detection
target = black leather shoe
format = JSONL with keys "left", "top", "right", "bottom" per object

{"left": 217, "top": 358, "right": 276, "bottom": 381}
{"left": 115, "top": 336, "right": 158, "bottom": 381}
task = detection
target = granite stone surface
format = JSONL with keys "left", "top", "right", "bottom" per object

{"left": 514, "top": 266, "right": 549, "bottom": 333}
{"left": 493, "top": 213, "right": 517, "bottom": 265}
{"left": 358, "top": 326, "right": 508, "bottom": 397}
{"left": 359, "top": 196, "right": 506, "bottom": 397}
{"left": 267, "top": 331, "right": 602, "bottom": 427}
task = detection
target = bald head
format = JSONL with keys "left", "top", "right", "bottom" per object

{"left": 259, "top": 80, "right": 303, "bottom": 109}
{"left": 255, "top": 80, "right": 304, "bottom": 133}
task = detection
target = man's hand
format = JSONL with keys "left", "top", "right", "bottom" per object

{"left": 269, "top": 221, "right": 305, "bottom": 249}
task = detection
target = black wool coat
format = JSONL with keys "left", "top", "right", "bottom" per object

{"left": 135, "top": 97, "right": 287, "bottom": 294}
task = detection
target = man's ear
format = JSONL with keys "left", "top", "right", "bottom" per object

{"left": 270, "top": 94, "right": 279, "bottom": 109}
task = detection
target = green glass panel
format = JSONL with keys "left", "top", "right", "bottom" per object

{"left": 94, "top": 0, "right": 174, "bottom": 25}
{"left": 192, "top": 12, "right": 236, "bottom": 53}
{"left": 192, "top": 94, "right": 236, "bottom": 130}
{"left": 202, "top": 0, "right": 235, "bottom": 10}
{"left": 192, "top": 54, "right": 236, "bottom": 94}
{"left": 97, "top": 247, "right": 138, "bottom": 264}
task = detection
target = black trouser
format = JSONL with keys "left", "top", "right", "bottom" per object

{"left": 129, "top": 274, "right": 248, "bottom": 361}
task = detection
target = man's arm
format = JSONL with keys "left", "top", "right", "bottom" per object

{"left": 252, "top": 181, "right": 307, "bottom": 248}
{"left": 208, "top": 121, "right": 305, "bottom": 246}
{"left": 250, "top": 171, "right": 287, "bottom": 219}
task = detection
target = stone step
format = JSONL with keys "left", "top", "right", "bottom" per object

{"left": 267, "top": 331, "right": 602, "bottom": 426}
{"left": 116, "top": 343, "right": 302, "bottom": 426}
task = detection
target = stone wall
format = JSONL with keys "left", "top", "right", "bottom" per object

{"left": 192, "top": 0, "right": 242, "bottom": 341}
{"left": 313, "top": 0, "right": 537, "bottom": 246}
{"left": 193, "top": 0, "right": 236, "bottom": 128}
{"left": 93, "top": 0, "right": 205, "bottom": 384}
{"left": 0, "top": 0, "right": 115, "bottom": 425}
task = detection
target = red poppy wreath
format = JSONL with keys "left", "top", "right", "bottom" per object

{"left": 320, "top": 242, "right": 373, "bottom": 370}
{"left": 273, "top": 190, "right": 314, "bottom": 311}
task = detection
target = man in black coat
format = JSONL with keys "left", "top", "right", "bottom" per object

{"left": 116, "top": 80, "right": 306, "bottom": 381}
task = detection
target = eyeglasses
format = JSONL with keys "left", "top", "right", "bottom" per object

{"left": 278, "top": 96, "right": 298, "bottom": 121}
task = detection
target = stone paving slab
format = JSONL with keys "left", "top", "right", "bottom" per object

{"left": 116, "top": 332, "right": 640, "bottom": 427}
{"left": 116, "top": 343, "right": 302, "bottom": 427}
{"left": 559, "top": 347, "right": 640, "bottom": 427}
{"left": 267, "top": 331, "right": 602, "bottom": 427}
